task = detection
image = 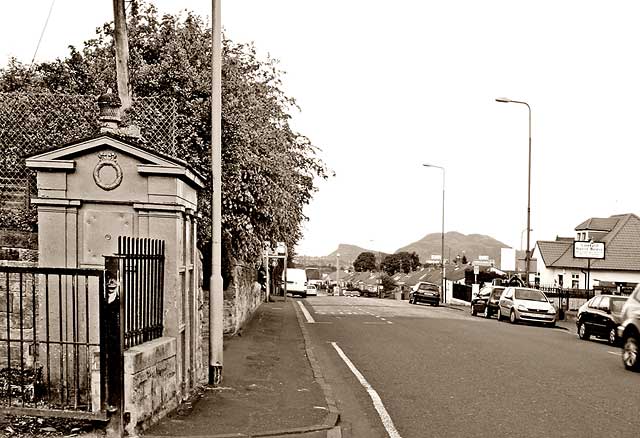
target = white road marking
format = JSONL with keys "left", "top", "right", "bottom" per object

{"left": 608, "top": 351, "right": 621, "bottom": 356}
{"left": 298, "top": 301, "right": 315, "bottom": 323}
{"left": 387, "top": 321, "right": 393, "bottom": 324}
{"left": 331, "top": 342, "right": 402, "bottom": 438}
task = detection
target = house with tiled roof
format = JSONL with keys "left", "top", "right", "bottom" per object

{"left": 533, "top": 213, "right": 640, "bottom": 293}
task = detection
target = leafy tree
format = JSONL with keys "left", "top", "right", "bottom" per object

{"left": 380, "top": 272, "right": 397, "bottom": 293}
{"left": 353, "top": 252, "right": 376, "bottom": 272}
{"left": 381, "top": 251, "right": 421, "bottom": 275}
{"left": 0, "top": 1, "right": 329, "bottom": 286}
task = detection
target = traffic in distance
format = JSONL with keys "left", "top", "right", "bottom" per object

{"left": 290, "top": 266, "right": 640, "bottom": 374}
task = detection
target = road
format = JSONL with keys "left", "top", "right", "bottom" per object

{"left": 298, "top": 293, "right": 640, "bottom": 438}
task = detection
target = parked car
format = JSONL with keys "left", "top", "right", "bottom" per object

{"left": 576, "top": 295, "right": 627, "bottom": 345}
{"left": 497, "top": 287, "right": 556, "bottom": 327}
{"left": 343, "top": 288, "right": 360, "bottom": 297}
{"left": 306, "top": 284, "right": 318, "bottom": 297}
{"left": 471, "top": 286, "right": 505, "bottom": 318}
{"left": 618, "top": 285, "right": 640, "bottom": 371}
{"left": 409, "top": 282, "right": 440, "bottom": 306}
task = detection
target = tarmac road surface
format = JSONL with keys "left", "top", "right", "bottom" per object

{"left": 299, "top": 295, "right": 640, "bottom": 438}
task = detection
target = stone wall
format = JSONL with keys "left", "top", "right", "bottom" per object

{"left": 0, "top": 230, "right": 38, "bottom": 263}
{"left": 0, "top": 230, "right": 38, "bottom": 370}
{"left": 201, "top": 263, "right": 264, "bottom": 339}
{"left": 123, "top": 337, "right": 179, "bottom": 436}
{"left": 223, "top": 264, "right": 263, "bottom": 335}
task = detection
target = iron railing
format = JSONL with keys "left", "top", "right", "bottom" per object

{"left": 0, "top": 266, "right": 106, "bottom": 419}
{"left": 117, "top": 237, "right": 165, "bottom": 349}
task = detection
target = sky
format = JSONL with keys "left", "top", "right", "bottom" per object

{"left": 2, "top": 1, "right": 640, "bottom": 257}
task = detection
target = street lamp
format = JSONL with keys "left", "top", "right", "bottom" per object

{"left": 336, "top": 253, "right": 341, "bottom": 296}
{"left": 423, "top": 164, "right": 445, "bottom": 303}
{"left": 496, "top": 97, "right": 532, "bottom": 285}
{"left": 520, "top": 228, "right": 533, "bottom": 252}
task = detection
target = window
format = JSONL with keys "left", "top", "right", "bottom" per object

{"left": 589, "top": 296, "right": 602, "bottom": 309}
{"left": 571, "top": 273, "right": 579, "bottom": 289}
{"left": 599, "top": 296, "right": 611, "bottom": 311}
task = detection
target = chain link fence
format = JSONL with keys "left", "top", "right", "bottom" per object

{"left": 0, "top": 92, "right": 176, "bottom": 230}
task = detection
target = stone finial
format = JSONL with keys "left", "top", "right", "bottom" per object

{"left": 97, "top": 88, "right": 122, "bottom": 132}
{"left": 96, "top": 89, "right": 141, "bottom": 138}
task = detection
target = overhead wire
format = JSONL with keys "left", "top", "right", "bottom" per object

{"left": 31, "top": 0, "right": 57, "bottom": 64}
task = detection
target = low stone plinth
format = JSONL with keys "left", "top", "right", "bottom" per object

{"left": 123, "top": 337, "right": 178, "bottom": 436}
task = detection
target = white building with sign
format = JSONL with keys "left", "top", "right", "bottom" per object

{"left": 533, "top": 213, "right": 640, "bottom": 293}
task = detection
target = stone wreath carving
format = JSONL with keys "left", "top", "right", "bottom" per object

{"left": 93, "top": 151, "right": 123, "bottom": 191}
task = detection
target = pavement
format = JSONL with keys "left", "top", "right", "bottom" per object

{"left": 142, "top": 297, "right": 341, "bottom": 438}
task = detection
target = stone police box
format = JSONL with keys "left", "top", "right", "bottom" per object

{"left": 26, "top": 133, "right": 205, "bottom": 433}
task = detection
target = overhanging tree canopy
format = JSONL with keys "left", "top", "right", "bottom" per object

{"left": 0, "top": 1, "right": 330, "bottom": 283}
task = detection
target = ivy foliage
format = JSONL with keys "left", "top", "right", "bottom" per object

{"left": 0, "top": 1, "right": 330, "bottom": 277}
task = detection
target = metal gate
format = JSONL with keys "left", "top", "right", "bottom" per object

{"left": 0, "top": 237, "right": 165, "bottom": 429}
{"left": 0, "top": 266, "right": 108, "bottom": 419}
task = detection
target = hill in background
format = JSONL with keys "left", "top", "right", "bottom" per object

{"left": 297, "top": 232, "right": 511, "bottom": 268}
{"left": 395, "top": 231, "right": 510, "bottom": 266}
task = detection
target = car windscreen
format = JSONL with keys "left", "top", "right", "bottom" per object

{"left": 490, "top": 288, "right": 504, "bottom": 298}
{"left": 418, "top": 284, "right": 439, "bottom": 292}
{"left": 514, "top": 288, "right": 547, "bottom": 302}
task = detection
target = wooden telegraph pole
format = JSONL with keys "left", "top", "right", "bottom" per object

{"left": 112, "top": 0, "right": 132, "bottom": 110}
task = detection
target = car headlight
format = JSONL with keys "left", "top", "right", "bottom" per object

{"left": 548, "top": 308, "right": 556, "bottom": 314}
{"left": 517, "top": 304, "right": 527, "bottom": 311}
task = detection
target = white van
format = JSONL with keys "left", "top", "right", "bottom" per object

{"left": 284, "top": 268, "right": 308, "bottom": 297}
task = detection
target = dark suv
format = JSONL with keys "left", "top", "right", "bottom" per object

{"left": 619, "top": 285, "right": 640, "bottom": 371}
{"left": 471, "top": 286, "right": 505, "bottom": 318}
{"left": 409, "top": 282, "right": 440, "bottom": 306}
{"left": 576, "top": 295, "right": 627, "bottom": 345}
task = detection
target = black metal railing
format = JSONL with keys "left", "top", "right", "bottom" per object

{"left": 0, "top": 266, "right": 106, "bottom": 418}
{"left": 117, "top": 237, "right": 165, "bottom": 349}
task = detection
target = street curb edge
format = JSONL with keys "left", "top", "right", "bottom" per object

{"left": 292, "top": 300, "right": 341, "bottom": 424}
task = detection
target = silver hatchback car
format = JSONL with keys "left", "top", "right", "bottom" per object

{"left": 497, "top": 287, "right": 557, "bottom": 327}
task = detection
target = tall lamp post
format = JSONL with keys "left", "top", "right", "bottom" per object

{"left": 496, "top": 97, "right": 532, "bottom": 285}
{"left": 336, "top": 253, "right": 341, "bottom": 296}
{"left": 423, "top": 164, "right": 446, "bottom": 303}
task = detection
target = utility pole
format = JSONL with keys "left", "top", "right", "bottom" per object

{"left": 112, "top": 0, "right": 131, "bottom": 110}
{"left": 209, "top": 0, "right": 223, "bottom": 386}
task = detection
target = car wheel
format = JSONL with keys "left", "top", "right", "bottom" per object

{"left": 471, "top": 305, "right": 477, "bottom": 316}
{"left": 509, "top": 310, "right": 517, "bottom": 324}
{"left": 623, "top": 334, "right": 640, "bottom": 371}
{"left": 483, "top": 306, "right": 491, "bottom": 319}
{"left": 547, "top": 321, "right": 556, "bottom": 328}
{"left": 434, "top": 301, "right": 439, "bottom": 307}
{"left": 578, "top": 323, "right": 590, "bottom": 340}
{"left": 608, "top": 327, "right": 618, "bottom": 345}
{"left": 497, "top": 308, "right": 502, "bottom": 321}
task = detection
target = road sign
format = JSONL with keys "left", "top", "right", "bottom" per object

{"left": 573, "top": 241, "right": 605, "bottom": 259}
{"left": 473, "top": 265, "right": 480, "bottom": 275}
